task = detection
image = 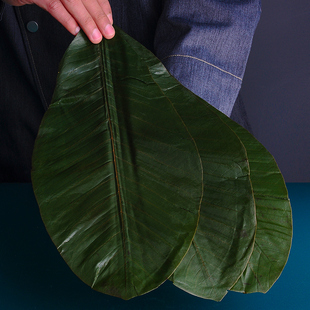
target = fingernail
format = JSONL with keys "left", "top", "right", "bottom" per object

{"left": 91, "top": 28, "right": 102, "bottom": 43}
{"left": 74, "top": 26, "right": 80, "bottom": 35}
{"left": 105, "top": 24, "right": 115, "bottom": 38}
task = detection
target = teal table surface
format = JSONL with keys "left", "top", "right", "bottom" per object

{"left": 0, "top": 183, "right": 309, "bottom": 310}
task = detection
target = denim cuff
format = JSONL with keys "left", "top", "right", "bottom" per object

{"left": 0, "top": 1, "right": 6, "bottom": 21}
{"left": 162, "top": 55, "right": 242, "bottom": 116}
{"left": 155, "top": 0, "right": 261, "bottom": 117}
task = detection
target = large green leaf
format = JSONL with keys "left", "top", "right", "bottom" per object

{"left": 170, "top": 103, "right": 292, "bottom": 299}
{"left": 32, "top": 26, "right": 292, "bottom": 301}
{"left": 214, "top": 116, "right": 293, "bottom": 294}
{"left": 32, "top": 29, "right": 204, "bottom": 300}
{"left": 168, "top": 114, "right": 256, "bottom": 300}
{"left": 128, "top": 26, "right": 292, "bottom": 298}
{"left": 143, "top": 58, "right": 257, "bottom": 300}
{"left": 32, "top": 28, "right": 255, "bottom": 300}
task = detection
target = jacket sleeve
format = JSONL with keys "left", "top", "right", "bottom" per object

{"left": 154, "top": 0, "right": 261, "bottom": 116}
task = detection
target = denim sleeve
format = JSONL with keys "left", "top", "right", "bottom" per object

{"left": 154, "top": 0, "right": 261, "bottom": 116}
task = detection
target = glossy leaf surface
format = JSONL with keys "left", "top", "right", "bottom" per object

{"left": 151, "top": 77, "right": 257, "bottom": 300}
{"left": 215, "top": 116, "right": 293, "bottom": 294}
{"left": 171, "top": 107, "right": 292, "bottom": 299}
{"left": 32, "top": 29, "right": 204, "bottom": 300}
{"left": 32, "top": 26, "right": 292, "bottom": 301}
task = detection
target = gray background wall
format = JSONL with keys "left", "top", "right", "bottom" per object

{"left": 240, "top": 0, "right": 310, "bottom": 182}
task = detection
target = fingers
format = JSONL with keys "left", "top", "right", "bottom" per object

{"left": 42, "top": 0, "right": 81, "bottom": 35}
{"left": 34, "top": 0, "right": 115, "bottom": 44}
{"left": 98, "top": 0, "right": 113, "bottom": 24}
{"left": 70, "top": 0, "right": 114, "bottom": 42}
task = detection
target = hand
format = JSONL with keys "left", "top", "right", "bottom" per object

{"left": 4, "top": 0, "right": 115, "bottom": 43}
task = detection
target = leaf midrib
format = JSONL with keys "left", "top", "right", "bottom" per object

{"left": 99, "top": 41, "right": 130, "bottom": 292}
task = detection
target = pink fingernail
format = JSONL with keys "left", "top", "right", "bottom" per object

{"left": 92, "top": 28, "right": 102, "bottom": 42}
{"left": 74, "top": 26, "right": 80, "bottom": 35}
{"left": 105, "top": 24, "right": 115, "bottom": 38}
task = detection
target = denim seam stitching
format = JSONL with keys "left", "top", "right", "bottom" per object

{"left": 163, "top": 54, "right": 242, "bottom": 81}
